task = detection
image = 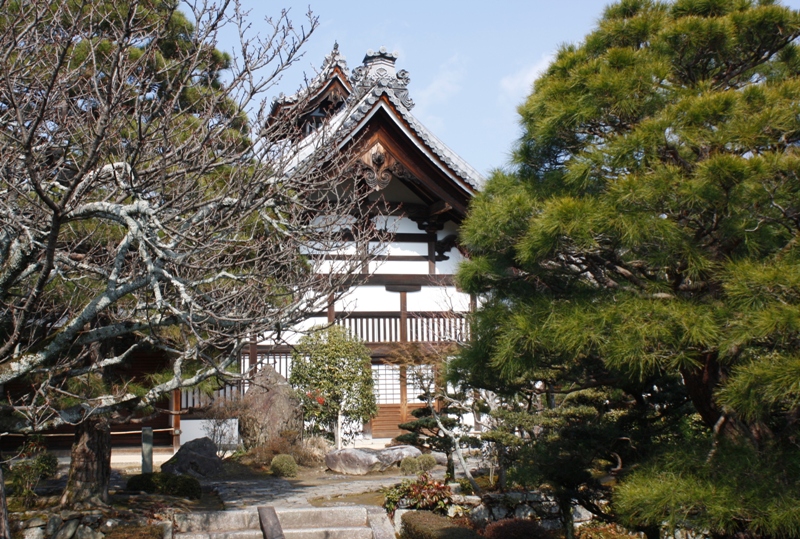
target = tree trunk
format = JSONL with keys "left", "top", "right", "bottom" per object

{"left": 0, "top": 466, "right": 10, "bottom": 539}
{"left": 560, "top": 494, "right": 575, "bottom": 539}
{"left": 335, "top": 411, "right": 343, "bottom": 450}
{"left": 60, "top": 416, "right": 111, "bottom": 507}
{"left": 445, "top": 451, "right": 455, "bottom": 481}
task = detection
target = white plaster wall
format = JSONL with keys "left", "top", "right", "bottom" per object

{"left": 436, "top": 248, "right": 465, "bottom": 275}
{"left": 438, "top": 220, "right": 459, "bottom": 240}
{"left": 265, "top": 315, "right": 328, "bottom": 345}
{"left": 180, "top": 418, "right": 240, "bottom": 449}
{"left": 386, "top": 241, "right": 428, "bottom": 256}
{"left": 372, "top": 260, "right": 429, "bottom": 274}
{"left": 406, "top": 286, "right": 471, "bottom": 312}
{"left": 336, "top": 286, "right": 400, "bottom": 312}
{"left": 373, "top": 215, "right": 420, "bottom": 234}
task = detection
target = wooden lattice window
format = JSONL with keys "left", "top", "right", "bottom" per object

{"left": 372, "top": 364, "right": 401, "bottom": 404}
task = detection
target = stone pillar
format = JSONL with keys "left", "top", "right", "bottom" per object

{"left": 142, "top": 427, "right": 153, "bottom": 474}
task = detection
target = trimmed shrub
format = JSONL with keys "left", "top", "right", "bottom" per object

{"left": 126, "top": 472, "right": 201, "bottom": 499}
{"left": 456, "top": 478, "right": 473, "bottom": 495}
{"left": 164, "top": 473, "right": 202, "bottom": 499}
{"left": 126, "top": 472, "right": 159, "bottom": 493}
{"left": 8, "top": 450, "right": 59, "bottom": 508}
{"left": 270, "top": 454, "right": 298, "bottom": 477}
{"left": 400, "top": 511, "right": 482, "bottom": 539}
{"left": 400, "top": 456, "right": 421, "bottom": 475}
{"left": 484, "top": 518, "right": 552, "bottom": 539}
{"left": 416, "top": 454, "right": 437, "bottom": 472}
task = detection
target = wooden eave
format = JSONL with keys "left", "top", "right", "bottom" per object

{"left": 342, "top": 95, "right": 476, "bottom": 222}
{"left": 268, "top": 66, "right": 353, "bottom": 122}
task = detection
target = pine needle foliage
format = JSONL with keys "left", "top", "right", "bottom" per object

{"left": 454, "top": 1, "right": 800, "bottom": 537}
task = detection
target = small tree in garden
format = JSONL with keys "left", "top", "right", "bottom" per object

{"left": 391, "top": 343, "right": 481, "bottom": 492}
{"left": 290, "top": 326, "right": 377, "bottom": 449}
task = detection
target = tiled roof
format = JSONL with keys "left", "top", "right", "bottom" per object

{"left": 281, "top": 46, "right": 484, "bottom": 191}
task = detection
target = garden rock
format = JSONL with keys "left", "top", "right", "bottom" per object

{"left": 515, "top": 504, "right": 535, "bottom": 520}
{"left": 161, "top": 437, "right": 224, "bottom": 478}
{"left": 574, "top": 505, "right": 594, "bottom": 523}
{"left": 53, "top": 519, "right": 80, "bottom": 539}
{"left": 22, "top": 528, "right": 44, "bottom": 539}
{"left": 46, "top": 516, "right": 62, "bottom": 536}
{"left": 469, "top": 504, "right": 490, "bottom": 525}
{"left": 74, "top": 525, "right": 103, "bottom": 539}
{"left": 238, "top": 364, "right": 303, "bottom": 449}
{"left": 374, "top": 445, "right": 421, "bottom": 470}
{"left": 325, "top": 445, "right": 423, "bottom": 474}
{"left": 25, "top": 518, "right": 46, "bottom": 529}
{"left": 325, "top": 448, "right": 382, "bottom": 475}
{"left": 392, "top": 509, "right": 413, "bottom": 537}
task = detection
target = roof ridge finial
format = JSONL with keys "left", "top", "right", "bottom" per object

{"left": 321, "top": 41, "right": 348, "bottom": 73}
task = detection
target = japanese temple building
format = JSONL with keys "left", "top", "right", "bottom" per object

{"left": 180, "top": 45, "right": 484, "bottom": 441}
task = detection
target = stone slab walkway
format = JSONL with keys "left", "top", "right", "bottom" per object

{"left": 207, "top": 471, "right": 440, "bottom": 510}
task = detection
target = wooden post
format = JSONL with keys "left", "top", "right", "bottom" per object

{"left": 248, "top": 339, "right": 258, "bottom": 376}
{"left": 427, "top": 232, "right": 436, "bottom": 274}
{"left": 327, "top": 292, "right": 335, "bottom": 324}
{"left": 400, "top": 291, "right": 408, "bottom": 342}
{"left": 400, "top": 291, "right": 408, "bottom": 422}
{"left": 172, "top": 388, "right": 181, "bottom": 452}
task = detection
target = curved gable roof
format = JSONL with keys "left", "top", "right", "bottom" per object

{"left": 275, "top": 46, "right": 484, "bottom": 197}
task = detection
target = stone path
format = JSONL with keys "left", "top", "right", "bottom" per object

{"left": 205, "top": 459, "right": 478, "bottom": 510}
{"left": 207, "top": 471, "right": 438, "bottom": 510}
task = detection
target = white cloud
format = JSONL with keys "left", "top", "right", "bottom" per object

{"left": 498, "top": 53, "right": 554, "bottom": 106}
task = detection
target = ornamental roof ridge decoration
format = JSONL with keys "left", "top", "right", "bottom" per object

{"left": 321, "top": 41, "right": 350, "bottom": 75}
{"left": 271, "top": 42, "right": 351, "bottom": 108}
{"left": 349, "top": 46, "right": 414, "bottom": 110}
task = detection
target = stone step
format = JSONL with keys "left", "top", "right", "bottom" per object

{"left": 275, "top": 507, "right": 368, "bottom": 529}
{"left": 175, "top": 510, "right": 260, "bottom": 533}
{"left": 175, "top": 530, "right": 264, "bottom": 539}
{"left": 283, "top": 527, "right": 373, "bottom": 539}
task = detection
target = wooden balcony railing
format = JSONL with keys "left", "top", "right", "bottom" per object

{"left": 334, "top": 311, "right": 469, "bottom": 343}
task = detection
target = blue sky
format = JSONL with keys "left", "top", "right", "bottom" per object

{"left": 219, "top": 1, "right": 800, "bottom": 177}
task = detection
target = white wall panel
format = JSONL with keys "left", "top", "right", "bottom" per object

{"left": 336, "top": 286, "right": 399, "bottom": 312}
{"left": 373, "top": 215, "right": 421, "bottom": 234}
{"left": 407, "top": 286, "right": 471, "bottom": 312}
{"left": 435, "top": 248, "right": 465, "bottom": 275}
{"left": 372, "top": 260, "right": 429, "bottom": 274}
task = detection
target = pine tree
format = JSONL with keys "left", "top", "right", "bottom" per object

{"left": 455, "top": 1, "right": 800, "bottom": 537}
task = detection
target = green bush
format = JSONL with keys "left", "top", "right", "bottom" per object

{"left": 125, "top": 472, "right": 201, "bottom": 500}
{"left": 456, "top": 478, "right": 473, "bottom": 495}
{"left": 400, "top": 511, "right": 482, "bottom": 539}
{"left": 400, "top": 456, "right": 421, "bottom": 475}
{"left": 163, "top": 474, "right": 202, "bottom": 499}
{"left": 270, "top": 454, "right": 298, "bottom": 477}
{"left": 416, "top": 454, "right": 437, "bottom": 472}
{"left": 126, "top": 472, "right": 159, "bottom": 493}
{"left": 7, "top": 441, "right": 59, "bottom": 508}
{"left": 484, "top": 518, "right": 552, "bottom": 539}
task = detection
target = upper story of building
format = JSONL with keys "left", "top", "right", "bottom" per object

{"left": 261, "top": 45, "right": 485, "bottom": 348}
